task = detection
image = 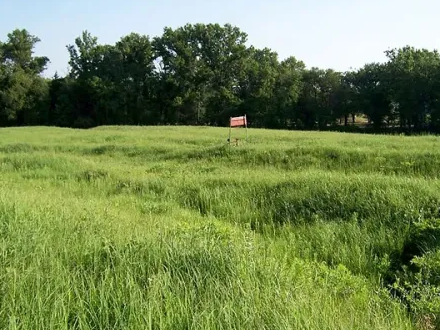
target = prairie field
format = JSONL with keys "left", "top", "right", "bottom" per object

{"left": 0, "top": 126, "right": 439, "bottom": 330}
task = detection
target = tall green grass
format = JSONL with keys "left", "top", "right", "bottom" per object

{"left": 1, "top": 126, "right": 439, "bottom": 329}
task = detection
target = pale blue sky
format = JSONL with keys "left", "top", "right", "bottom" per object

{"left": 0, "top": 0, "right": 438, "bottom": 76}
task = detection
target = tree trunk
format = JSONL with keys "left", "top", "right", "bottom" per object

{"left": 344, "top": 115, "right": 348, "bottom": 126}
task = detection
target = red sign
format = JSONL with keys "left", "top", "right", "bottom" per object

{"left": 230, "top": 115, "right": 247, "bottom": 127}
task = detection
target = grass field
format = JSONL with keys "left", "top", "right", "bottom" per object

{"left": 1, "top": 126, "right": 439, "bottom": 329}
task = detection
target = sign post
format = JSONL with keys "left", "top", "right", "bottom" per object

{"left": 229, "top": 115, "right": 247, "bottom": 146}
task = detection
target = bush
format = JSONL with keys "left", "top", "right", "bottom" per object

{"left": 73, "top": 116, "right": 95, "bottom": 129}
{"left": 392, "top": 219, "right": 440, "bottom": 329}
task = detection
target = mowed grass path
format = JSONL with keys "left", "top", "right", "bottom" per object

{"left": 1, "top": 126, "right": 440, "bottom": 329}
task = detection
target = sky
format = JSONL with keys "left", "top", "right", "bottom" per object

{"left": 1, "top": 0, "right": 439, "bottom": 77}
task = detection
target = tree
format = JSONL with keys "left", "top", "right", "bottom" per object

{"left": 60, "top": 31, "right": 159, "bottom": 127}
{"left": 153, "top": 25, "right": 207, "bottom": 124}
{"left": 296, "top": 68, "right": 341, "bottom": 129}
{"left": 272, "top": 56, "right": 305, "bottom": 128}
{"left": 153, "top": 23, "right": 249, "bottom": 125}
{"left": 67, "top": 31, "right": 100, "bottom": 79}
{"left": 116, "top": 33, "right": 156, "bottom": 124}
{"left": 0, "top": 29, "right": 49, "bottom": 126}
{"left": 386, "top": 46, "right": 440, "bottom": 130}
{"left": 198, "top": 23, "right": 248, "bottom": 125}
{"left": 351, "top": 63, "right": 390, "bottom": 130}
{"left": 238, "top": 47, "right": 279, "bottom": 127}
{"left": 1, "top": 29, "right": 49, "bottom": 74}
{"left": 333, "top": 71, "right": 357, "bottom": 126}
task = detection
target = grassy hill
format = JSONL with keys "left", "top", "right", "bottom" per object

{"left": 0, "top": 126, "right": 439, "bottom": 329}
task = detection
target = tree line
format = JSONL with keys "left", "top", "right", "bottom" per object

{"left": 2, "top": 24, "right": 440, "bottom": 133}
